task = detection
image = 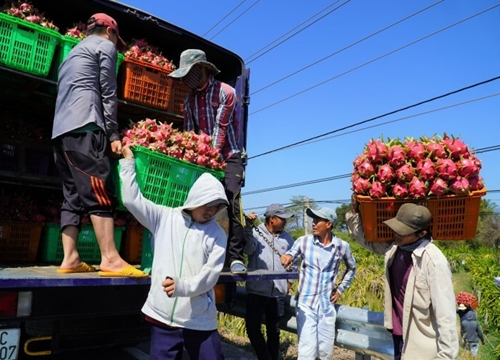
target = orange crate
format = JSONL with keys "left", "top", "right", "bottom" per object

{"left": 120, "top": 227, "right": 144, "bottom": 264}
{"left": 120, "top": 58, "right": 173, "bottom": 110}
{"left": 169, "top": 80, "right": 190, "bottom": 115}
{"left": 356, "top": 188, "right": 486, "bottom": 242}
{"left": 0, "top": 222, "right": 43, "bottom": 262}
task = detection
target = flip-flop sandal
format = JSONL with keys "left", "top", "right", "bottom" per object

{"left": 98, "top": 265, "right": 149, "bottom": 278}
{"left": 57, "top": 262, "right": 96, "bottom": 274}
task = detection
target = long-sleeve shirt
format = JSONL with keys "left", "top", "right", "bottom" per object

{"left": 52, "top": 35, "right": 119, "bottom": 141}
{"left": 285, "top": 234, "right": 356, "bottom": 310}
{"left": 184, "top": 76, "right": 239, "bottom": 161}
{"left": 346, "top": 211, "right": 459, "bottom": 359}
{"left": 244, "top": 224, "right": 295, "bottom": 297}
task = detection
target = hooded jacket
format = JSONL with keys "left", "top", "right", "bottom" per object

{"left": 347, "top": 212, "right": 459, "bottom": 359}
{"left": 458, "top": 309, "right": 484, "bottom": 343}
{"left": 120, "top": 158, "right": 228, "bottom": 330}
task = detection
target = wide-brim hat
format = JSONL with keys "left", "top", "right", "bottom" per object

{"left": 458, "top": 304, "right": 467, "bottom": 310}
{"left": 169, "top": 49, "right": 220, "bottom": 78}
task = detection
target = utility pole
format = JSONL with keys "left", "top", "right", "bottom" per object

{"left": 303, "top": 197, "right": 310, "bottom": 235}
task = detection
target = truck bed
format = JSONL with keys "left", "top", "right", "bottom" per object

{"left": 0, "top": 266, "right": 298, "bottom": 288}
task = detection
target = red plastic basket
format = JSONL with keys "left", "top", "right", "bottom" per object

{"left": 120, "top": 58, "right": 173, "bottom": 110}
{"left": 169, "top": 80, "right": 190, "bottom": 115}
{"left": 0, "top": 222, "right": 44, "bottom": 263}
{"left": 356, "top": 188, "right": 486, "bottom": 242}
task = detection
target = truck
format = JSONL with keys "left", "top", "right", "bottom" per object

{"left": 0, "top": 0, "right": 256, "bottom": 358}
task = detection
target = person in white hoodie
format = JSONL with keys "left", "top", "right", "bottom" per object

{"left": 120, "top": 146, "right": 229, "bottom": 360}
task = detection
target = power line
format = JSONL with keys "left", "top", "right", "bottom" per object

{"left": 202, "top": 0, "right": 247, "bottom": 37}
{"left": 248, "top": 76, "right": 500, "bottom": 160}
{"left": 251, "top": 0, "right": 443, "bottom": 95}
{"left": 242, "top": 145, "right": 500, "bottom": 196}
{"left": 280, "top": 92, "right": 500, "bottom": 152}
{"left": 245, "top": 0, "right": 349, "bottom": 64}
{"left": 250, "top": 2, "right": 500, "bottom": 115}
{"left": 209, "top": 0, "right": 260, "bottom": 41}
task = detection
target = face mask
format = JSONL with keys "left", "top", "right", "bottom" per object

{"left": 182, "top": 65, "right": 204, "bottom": 89}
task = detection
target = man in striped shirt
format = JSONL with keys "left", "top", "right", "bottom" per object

{"left": 169, "top": 49, "right": 246, "bottom": 277}
{"left": 281, "top": 207, "right": 356, "bottom": 359}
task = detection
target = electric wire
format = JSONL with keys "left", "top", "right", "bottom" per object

{"left": 248, "top": 76, "right": 500, "bottom": 160}
{"left": 242, "top": 145, "right": 500, "bottom": 196}
{"left": 245, "top": 0, "right": 349, "bottom": 64}
{"left": 202, "top": 0, "right": 247, "bottom": 37}
{"left": 208, "top": 0, "right": 260, "bottom": 41}
{"left": 281, "top": 92, "right": 500, "bottom": 151}
{"left": 251, "top": 0, "right": 443, "bottom": 95}
{"left": 250, "top": 2, "right": 500, "bottom": 116}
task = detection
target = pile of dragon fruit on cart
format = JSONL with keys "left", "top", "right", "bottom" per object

{"left": 351, "top": 134, "right": 484, "bottom": 199}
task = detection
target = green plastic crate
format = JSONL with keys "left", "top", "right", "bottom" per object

{"left": 115, "top": 146, "right": 225, "bottom": 211}
{"left": 39, "top": 223, "right": 125, "bottom": 264}
{"left": 0, "top": 12, "right": 60, "bottom": 77}
{"left": 49, "top": 36, "right": 124, "bottom": 81}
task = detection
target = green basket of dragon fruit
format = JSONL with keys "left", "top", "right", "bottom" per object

{"left": 114, "top": 118, "right": 225, "bottom": 211}
{"left": 352, "top": 134, "right": 486, "bottom": 242}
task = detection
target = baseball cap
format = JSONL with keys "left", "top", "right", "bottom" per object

{"left": 264, "top": 204, "right": 294, "bottom": 219}
{"left": 458, "top": 304, "right": 467, "bottom": 311}
{"left": 306, "top": 207, "right": 337, "bottom": 226}
{"left": 384, "top": 203, "right": 432, "bottom": 236}
{"left": 87, "top": 13, "right": 125, "bottom": 50}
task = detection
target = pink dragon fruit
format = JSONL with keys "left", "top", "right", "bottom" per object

{"left": 449, "top": 177, "right": 470, "bottom": 195}
{"left": 468, "top": 176, "right": 484, "bottom": 191}
{"left": 442, "top": 136, "right": 468, "bottom": 160}
{"left": 357, "top": 161, "right": 375, "bottom": 178}
{"left": 426, "top": 141, "right": 447, "bottom": 159}
{"left": 377, "top": 164, "right": 395, "bottom": 183}
{"left": 387, "top": 145, "right": 406, "bottom": 168}
{"left": 392, "top": 182, "right": 409, "bottom": 198}
{"left": 435, "top": 158, "right": 458, "bottom": 180}
{"left": 369, "top": 181, "right": 387, "bottom": 198}
{"left": 404, "top": 139, "right": 426, "bottom": 162}
{"left": 429, "top": 178, "right": 449, "bottom": 197}
{"left": 416, "top": 158, "right": 436, "bottom": 181}
{"left": 457, "top": 157, "right": 480, "bottom": 178}
{"left": 365, "top": 139, "right": 387, "bottom": 164}
{"left": 395, "top": 163, "right": 415, "bottom": 182}
{"left": 352, "top": 177, "right": 371, "bottom": 195}
{"left": 408, "top": 178, "right": 428, "bottom": 199}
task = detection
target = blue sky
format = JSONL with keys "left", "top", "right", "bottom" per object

{"left": 121, "top": 0, "right": 500, "bottom": 215}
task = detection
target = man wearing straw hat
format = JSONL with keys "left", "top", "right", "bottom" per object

{"left": 169, "top": 49, "right": 246, "bottom": 278}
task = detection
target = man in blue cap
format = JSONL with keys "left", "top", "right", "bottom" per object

{"left": 281, "top": 207, "right": 356, "bottom": 359}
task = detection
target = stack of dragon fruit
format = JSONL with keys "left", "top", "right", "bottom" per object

{"left": 352, "top": 135, "right": 484, "bottom": 199}
{"left": 456, "top": 291, "right": 478, "bottom": 309}
{"left": 121, "top": 118, "right": 225, "bottom": 171}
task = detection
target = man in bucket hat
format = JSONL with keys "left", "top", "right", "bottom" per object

{"left": 169, "top": 50, "right": 246, "bottom": 277}
{"left": 243, "top": 204, "right": 295, "bottom": 360}
{"left": 52, "top": 13, "right": 145, "bottom": 278}
{"left": 281, "top": 207, "right": 356, "bottom": 359}
{"left": 347, "top": 200, "right": 459, "bottom": 359}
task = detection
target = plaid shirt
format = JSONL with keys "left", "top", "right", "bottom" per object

{"left": 286, "top": 234, "right": 356, "bottom": 310}
{"left": 184, "top": 76, "right": 240, "bottom": 161}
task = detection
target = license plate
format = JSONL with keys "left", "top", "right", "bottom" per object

{"left": 0, "top": 329, "right": 20, "bottom": 360}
